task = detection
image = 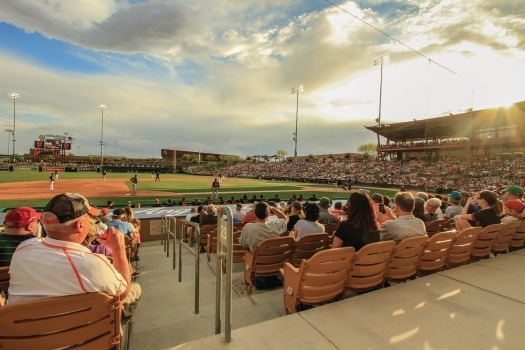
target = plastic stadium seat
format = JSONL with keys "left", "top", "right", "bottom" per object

{"left": 446, "top": 227, "right": 481, "bottom": 268}
{"left": 346, "top": 240, "right": 395, "bottom": 293}
{"left": 417, "top": 231, "right": 456, "bottom": 275}
{"left": 509, "top": 220, "right": 525, "bottom": 251}
{"left": 384, "top": 236, "right": 428, "bottom": 283}
{"left": 425, "top": 219, "right": 447, "bottom": 237}
{"left": 471, "top": 224, "right": 504, "bottom": 260}
{"left": 0, "top": 293, "right": 121, "bottom": 350}
{"left": 244, "top": 236, "right": 295, "bottom": 296}
{"left": 283, "top": 247, "right": 355, "bottom": 314}
{"left": 290, "top": 233, "right": 330, "bottom": 267}
{"left": 492, "top": 221, "right": 521, "bottom": 255}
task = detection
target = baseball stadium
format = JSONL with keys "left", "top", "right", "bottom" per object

{"left": 2, "top": 1, "right": 525, "bottom": 349}
{"left": 1, "top": 100, "right": 525, "bottom": 349}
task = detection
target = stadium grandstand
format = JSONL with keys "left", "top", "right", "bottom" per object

{"left": 368, "top": 100, "right": 525, "bottom": 160}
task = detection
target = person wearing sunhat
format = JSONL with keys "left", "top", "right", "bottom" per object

{"left": 0, "top": 207, "right": 41, "bottom": 267}
{"left": 502, "top": 185, "right": 524, "bottom": 202}
{"left": 8, "top": 193, "right": 141, "bottom": 320}
{"left": 501, "top": 200, "right": 525, "bottom": 224}
{"left": 444, "top": 191, "right": 463, "bottom": 219}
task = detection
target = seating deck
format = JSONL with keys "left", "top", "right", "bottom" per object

{"left": 131, "top": 241, "right": 525, "bottom": 349}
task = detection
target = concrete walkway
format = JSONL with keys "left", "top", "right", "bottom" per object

{"left": 131, "top": 241, "right": 525, "bottom": 349}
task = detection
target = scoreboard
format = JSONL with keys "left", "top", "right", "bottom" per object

{"left": 33, "top": 136, "right": 72, "bottom": 155}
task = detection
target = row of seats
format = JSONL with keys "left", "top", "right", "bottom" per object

{"left": 244, "top": 220, "right": 524, "bottom": 313}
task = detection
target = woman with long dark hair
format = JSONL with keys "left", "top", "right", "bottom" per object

{"left": 332, "top": 192, "right": 380, "bottom": 251}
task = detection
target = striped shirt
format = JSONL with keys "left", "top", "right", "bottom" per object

{"left": 0, "top": 233, "right": 35, "bottom": 267}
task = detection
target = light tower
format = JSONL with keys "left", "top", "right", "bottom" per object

{"left": 99, "top": 104, "right": 107, "bottom": 169}
{"left": 291, "top": 84, "right": 303, "bottom": 159}
{"left": 8, "top": 92, "right": 20, "bottom": 162}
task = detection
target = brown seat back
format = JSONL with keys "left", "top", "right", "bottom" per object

{"left": 509, "top": 220, "right": 525, "bottom": 250}
{"left": 0, "top": 293, "right": 121, "bottom": 350}
{"left": 231, "top": 228, "right": 245, "bottom": 264}
{"left": 442, "top": 218, "right": 456, "bottom": 231}
{"left": 446, "top": 227, "right": 481, "bottom": 268}
{"left": 346, "top": 240, "right": 395, "bottom": 293}
{"left": 283, "top": 247, "right": 355, "bottom": 313}
{"left": 205, "top": 228, "right": 219, "bottom": 262}
{"left": 417, "top": 231, "right": 455, "bottom": 275}
{"left": 199, "top": 224, "right": 217, "bottom": 244}
{"left": 290, "top": 233, "right": 329, "bottom": 267}
{"left": 492, "top": 221, "right": 521, "bottom": 254}
{"left": 471, "top": 223, "right": 504, "bottom": 259}
{"left": 425, "top": 219, "right": 447, "bottom": 237}
{"left": 244, "top": 236, "right": 295, "bottom": 295}
{"left": 385, "top": 236, "right": 428, "bottom": 282}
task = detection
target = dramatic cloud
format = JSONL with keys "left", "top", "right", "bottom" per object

{"left": 0, "top": 0, "right": 524, "bottom": 158}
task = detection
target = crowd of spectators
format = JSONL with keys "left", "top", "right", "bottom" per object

{"left": 188, "top": 156, "right": 525, "bottom": 193}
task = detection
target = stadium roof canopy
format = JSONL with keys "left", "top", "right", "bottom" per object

{"left": 365, "top": 100, "right": 525, "bottom": 143}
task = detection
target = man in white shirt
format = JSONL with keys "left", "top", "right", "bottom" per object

{"left": 232, "top": 203, "right": 246, "bottom": 223}
{"left": 9, "top": 193, "right": 141, "bottom": 322}
{"left": 240, "top": 202, "right": 288, "bottom": 251}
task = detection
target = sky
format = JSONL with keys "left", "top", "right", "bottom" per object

{"left": 0, "top": 0, "right": 524, "bottom": 159}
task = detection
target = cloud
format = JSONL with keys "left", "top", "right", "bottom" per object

{"left": 0, "top": 0, "right": 524, "bottom": 158}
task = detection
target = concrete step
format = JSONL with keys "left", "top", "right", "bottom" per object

{"left": 129, "top": 241, "right": 286, "bottom": 349}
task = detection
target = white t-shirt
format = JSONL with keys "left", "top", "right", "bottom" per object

{"left": 294, "top": 219, "right": 325, "bottom": 240}
{"left": 9, "top": 237, "right": 127, "bottom": 303}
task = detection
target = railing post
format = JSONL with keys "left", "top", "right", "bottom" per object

{"left": 174, "top": 219, "right": 201, "bottom": 315}
{"left": 166, "top": 216, "right": 170, "bottom": 257}
{"left": 215, "top": 206, "right": 233, "bottom": 342}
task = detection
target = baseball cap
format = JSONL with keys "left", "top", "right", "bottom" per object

{"left": 504, "top": 199, "right": 525, "bottom": 212}
{"left": 505, "top": 185, "right": 524, "bottom": 197}
{"left": 371, "top": 193, "right": 383, "bottom": 203}
{"left": 447, "top": 191, "right": 462, "bottom": 200}
{"left": 359, "top": 189, "right": 370, "bottom": 195}
{"left": 4, "top": 207, "right": 41, "bottom": 227}
{"left": 318, "top": 197, "right": 331, "bottom": 209}
{"left": 101, "top": 207, "right": 109, "bottom": 215}
{"left": 42, "top": 193, "right": 100, "bottom": 225}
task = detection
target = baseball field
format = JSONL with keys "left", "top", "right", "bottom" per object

{"left": 0, "top": 171, "right": 398, "bottom": 210}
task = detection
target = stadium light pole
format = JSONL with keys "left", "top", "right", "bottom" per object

{"left": 99, "top": 104, "right": 107, "bottom": 170}
{"left": 8, "top": 92, "right": 20, "bottom": 162}
{"left": 373, "top": 56, "right": 388, "bottom": 152}
{"left": 291, "top": 84, "right": 303, "bottom": 160}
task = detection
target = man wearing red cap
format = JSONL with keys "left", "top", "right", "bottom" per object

{"left": 0, "top": 207, "right": 41, "bottom": 267}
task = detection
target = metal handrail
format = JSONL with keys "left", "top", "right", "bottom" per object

{"left": 215, "top": 207, "right": 233, "bottom": 343}
{"left": 175, "top": 219, "right": 201, "bottom": 314}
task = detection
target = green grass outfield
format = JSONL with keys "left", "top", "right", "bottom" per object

{"left": 0, "top": 172, "right": 398, "bottom": 209}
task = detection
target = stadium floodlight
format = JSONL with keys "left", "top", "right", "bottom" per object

{"left": 99, "top": 104, "right": 107, "bottom": 170}
{"left": 291, "top": 84, "right": 303, "bottom": 159}
{"left": 8, "top": 92, "right": 20, "bottom": 162}
{"left": 374, "top": 55, "right": 389, "bottom": 149}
